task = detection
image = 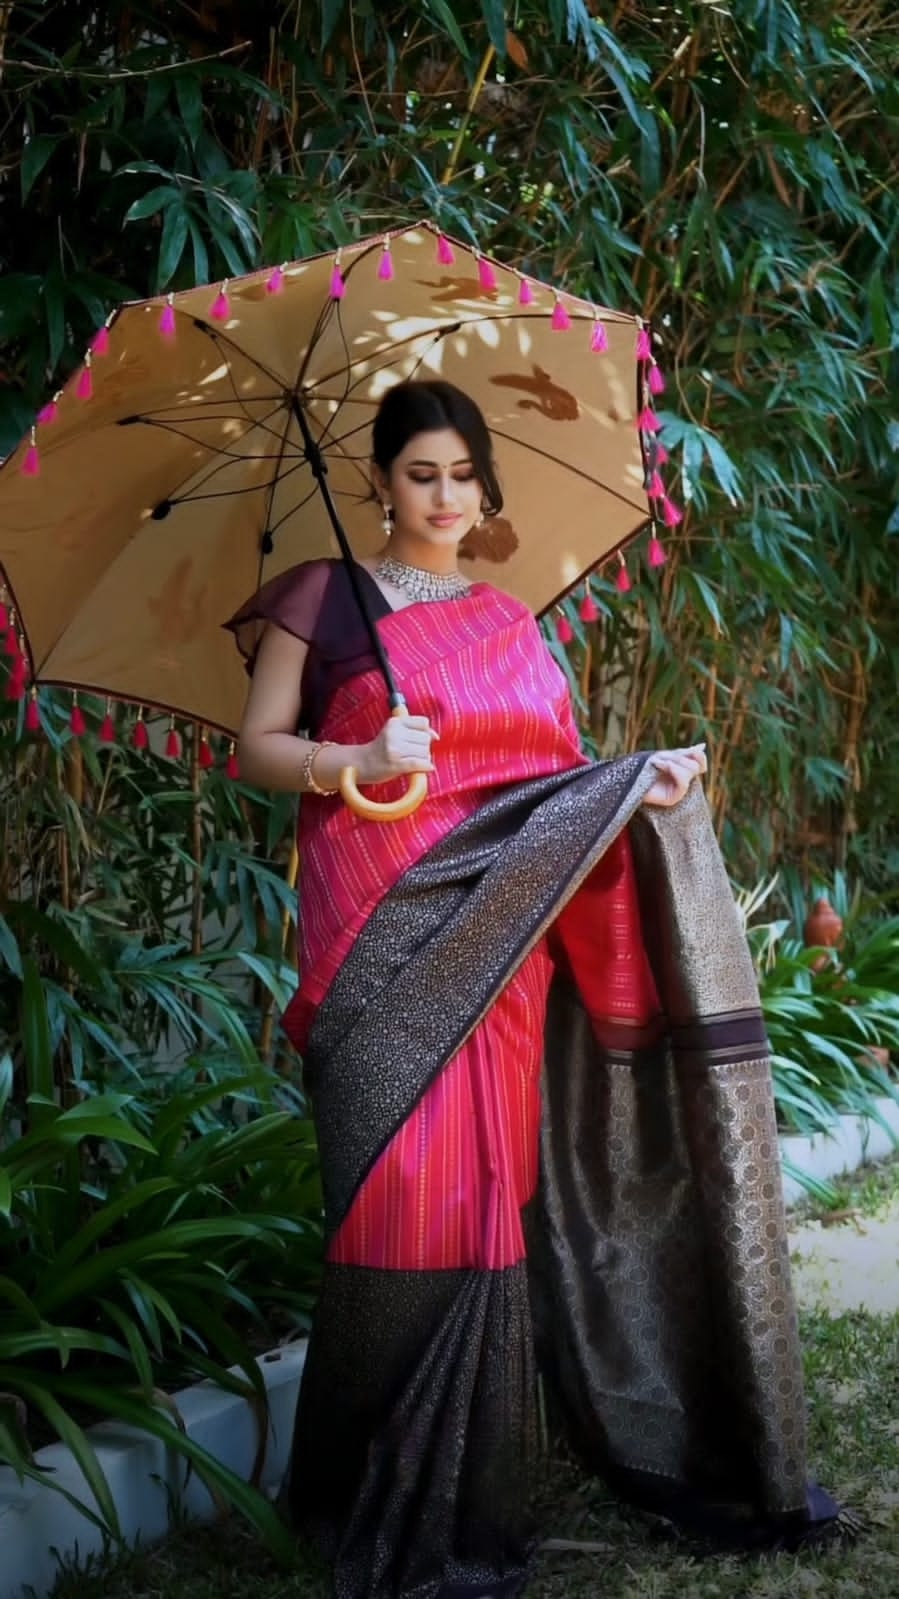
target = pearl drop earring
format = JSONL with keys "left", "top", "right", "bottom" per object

{"left": 381, "top": 503, "right": 393, "bottom": 536}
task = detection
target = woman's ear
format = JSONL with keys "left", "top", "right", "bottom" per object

{"left": 371, "top": 462, "right": 389, "bottom": 504}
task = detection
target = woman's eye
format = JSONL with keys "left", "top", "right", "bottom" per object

{"left": 407, "top": 472, "right": 476, "bottom": 485}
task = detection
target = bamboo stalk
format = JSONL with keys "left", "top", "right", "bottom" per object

{"left": 440, "top": 44, "right": 496, "bottom": 187}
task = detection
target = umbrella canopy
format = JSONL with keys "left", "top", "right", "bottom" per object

{"left": 0, "top": 221, "right": 665, "bottom": 735}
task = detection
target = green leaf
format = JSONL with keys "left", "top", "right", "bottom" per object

{"left": 12, "top": 1376, "right": 121, "bottom": 1535}
{"left": 422, "top": 0, "right": 471, "bottom": 58}
{"left": 321, "top": 0, "right": 345, "bottom": 50}
{"left": 123, "top": 186, "right": 180, "bottom": 224}
{"left": 0, "top": 1053, "right": 14, "bottom": 1116}
{"left": 0, "top": 915, "right": 23, "bottom": 979}
{"left": 480, "top": 0, "right": 508, "bottom": 57}
{"left": 157, "top": 204, "right": 190, "bottom": 289}
{"left": 20, "top": 959, "right": 55, "bottom": 1125}
{"left": 48, "top": 1375, "right": 295, "bottom": 1561}
{"left": 174, "top": 73, "right": 204, "bottom": 147}
{"left": 21, "top": 134, "right": 59, "bottom": 201}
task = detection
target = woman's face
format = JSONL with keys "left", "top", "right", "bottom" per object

{"left": 378, "top": 428, "right": 484, "bottom": 549}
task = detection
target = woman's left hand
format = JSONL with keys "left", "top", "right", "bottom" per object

{"left": 642, "top": 744, "right": 707, "bottom": 808}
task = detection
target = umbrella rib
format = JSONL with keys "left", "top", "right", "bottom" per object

{"left": 172, "top": 456, "right": 308, "bottom": 507}
{"left": 190, "top": 319, "right": 288, "bottom": 392}
{"left": 130, "top": 413, "right": 300, "bottom": 469}
{"left": 306, "top": 321, "right": 463, "bottom": 397}
{"left": 294, "top": 237, "right": 385, "bottom": 392}
{"left": 486, "top": 425, "right": 649, "bottom": 514}
{"left": 304, "top": 309, "right": 631, "bottom": 396}
{"left": 255, "top": 389, "right": 306, "bottom": 588}
{"left": 130, "top": 407, "right": 291, "bottom": 445}
{"left": 266, "top": 482, "right": 320, "bottom": 535}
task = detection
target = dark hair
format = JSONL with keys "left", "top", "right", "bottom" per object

{"left": 371, "top": 380, "right": 503, "bottom": 517}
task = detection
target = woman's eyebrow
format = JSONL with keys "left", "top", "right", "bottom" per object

{"left": 406, "top": 457, "right": 472, "bottom": 467}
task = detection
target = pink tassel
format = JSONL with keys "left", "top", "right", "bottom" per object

{"left": 478, "top": 255, "right": 497, "bottom": 292}
{"left": 636, "top": 327, "right": 652, "bottom": 361}
{"left": 159, "top": 301, "right": 177, "bottom": 338}
{"left": 76, "top": 360, "right": 93, "bottom": 401}
{"left": 132, "top": 716, "right": 149, "bottom": 751}
{"left": 199, "top": 735, "right": 215, "bottom": 770}
{"left": 648, "top": 363, "right": 666, "bottom": 396}
{"left": 6, "top": 671, "right": 25, "bottom": 703}
{"left": 437, "top": 235, "right": 455, "bottom": 265}
{"left": 654, "top": 443, "right": 670, "bottom": 466}
{"left": 226, "top": 743, "right": 240, "bottom": 780}
{"left": 25, "top": 695, "right": 41, "bottom": 732}
{"left": 615, "top": 558, "right": 632, "bottom": 594}
{"left": 518, "top": 278, "right": 534, "bottom": 306}
{"left": 91, "top": 325, "right": 110, "bottom": 356}
{"left": 70, "top": 702, "right": 87, "bottom": 737}
{"left": 662, "top": 497, "right": 683, "bottom": 528}
{"left": 579, "top": 588, "right": 599, "bottom": 623}
{"left": 0, "top": 602, "right": 7, "bottom": 630}
{"left": 99, "top": 709, "right": 115, "bottom": 743}
{"left": 556, "top": 614, "right": 574, "bottom": 645}
{"left": 648, "top": 536, "right": 667, "bottom": 568}
{"left": 377, "top": 245, "right": 394, "bottom": 282}
{"left": 590, "top": 319, "right": 608, "bottom": 354}
{"left": 5, "top": 625, "right": 19, "bottom": 658}
{"left": 266, "top": 265, "right": 285, "bottom": 294}
{"left": 647, "top": 471, "right": 665, "bottom": 499}
{"left": 637, "top": 407, "right": 661, "bottom": 434}
{"left": 551, "top": 298, "right": 571, "bottom": 331}
{"left": 165, "top": 724, "right": 182, "bottom": 759}
{"left": 210, "top": 287, "right": 230, "bottom": 321}
{"left": 37, "top": 399, "right": 58, "bottom": 425}
{"left": 22, "top": 442, "right": 40, "bottom": 477}
{"left": 330, "top": 262, "right": 346, "bottom": 299}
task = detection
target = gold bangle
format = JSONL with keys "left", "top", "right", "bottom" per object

{"left": 302, "top": 740, "right": 338, "bottom": 796}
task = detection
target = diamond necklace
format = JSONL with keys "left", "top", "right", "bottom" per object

{"left": 374, "top": 555, "right": 471, "bottom": 604}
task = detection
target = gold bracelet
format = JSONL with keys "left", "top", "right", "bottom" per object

{"left": 302, "top": 740, "right": 338, "bottom": 796}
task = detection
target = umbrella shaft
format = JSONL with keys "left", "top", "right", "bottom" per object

{"left": 291, "top": 399, "right": 403, "bottom": 710}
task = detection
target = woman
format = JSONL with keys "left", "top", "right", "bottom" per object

{"left": 227, "top": 380, "right": 850, "bottom": 1599}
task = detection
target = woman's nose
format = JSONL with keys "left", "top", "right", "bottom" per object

{"left": 434, "top": 472, "right": 456, "bottom": 505}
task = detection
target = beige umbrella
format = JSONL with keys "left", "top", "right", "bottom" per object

{"left": 0, "top": 221, "right": 672, "bottom": 816}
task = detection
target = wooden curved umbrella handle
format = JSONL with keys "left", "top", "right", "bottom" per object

{"left": 338, "top": 706, "right": 429, "bottom": 822}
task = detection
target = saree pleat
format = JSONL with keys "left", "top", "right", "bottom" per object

{"left": 289, "top": 1266, "right": 536, "bottom": 1599}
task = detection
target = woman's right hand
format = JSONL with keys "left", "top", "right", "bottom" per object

{"left": 356, "top": 714, "right": 439, "bottom": 786}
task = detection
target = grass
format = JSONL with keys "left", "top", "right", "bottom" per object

{"left": 42, "top": 1318, "right": 899, "bottom": 1599}
{"left": 788, "top": 1147, "right": 899, "bottom": 1227}
{"left": 41, "top": 1160, "right": 899, "bottom": 1599}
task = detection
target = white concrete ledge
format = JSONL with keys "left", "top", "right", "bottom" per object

{"left": 2, "top": 1095, "right": 899, "bottom": 1599}
{"left": 781, "top": 1093, "right": 899, "bottom": 1207}
{"left": 0, "top": 1342, "right": 306, "bottom": 1599}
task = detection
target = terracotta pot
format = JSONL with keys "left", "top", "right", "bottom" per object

{"left": 803, "top": 896, "right": 843, "bottom": 949}
{"left": 858, "top": 1045, "right": 891, "bottom": 1073}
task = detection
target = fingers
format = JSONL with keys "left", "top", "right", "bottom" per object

{"left": 382, "top": 715, "right": 438, "bottom": 774}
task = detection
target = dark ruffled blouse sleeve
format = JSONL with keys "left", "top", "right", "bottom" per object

{"left": 223, "top": 558, "right": 390, "bottom": 735}
{"left": 223, "top": 558, "right": 332, "bottom": 673}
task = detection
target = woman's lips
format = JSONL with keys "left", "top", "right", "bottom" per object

{"left": 428, "top": 515, "right": 461, "bottom": 527}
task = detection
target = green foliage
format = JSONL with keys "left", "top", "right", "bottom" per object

{"left": 2, "top": 0, "right": 895, "bottom": 885}
{"left": 737, "top": 878, "right": 899, "bottom": 1140}
{"left": 0, "top": 1053, "right": 320, "bottom": 1548}
{"left": 0, "top": 697, "right": 317, "bottom": 1543}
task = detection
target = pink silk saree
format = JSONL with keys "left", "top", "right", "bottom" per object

{"left": 229, "top": 569, "right": 846, "bottom": 1599}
